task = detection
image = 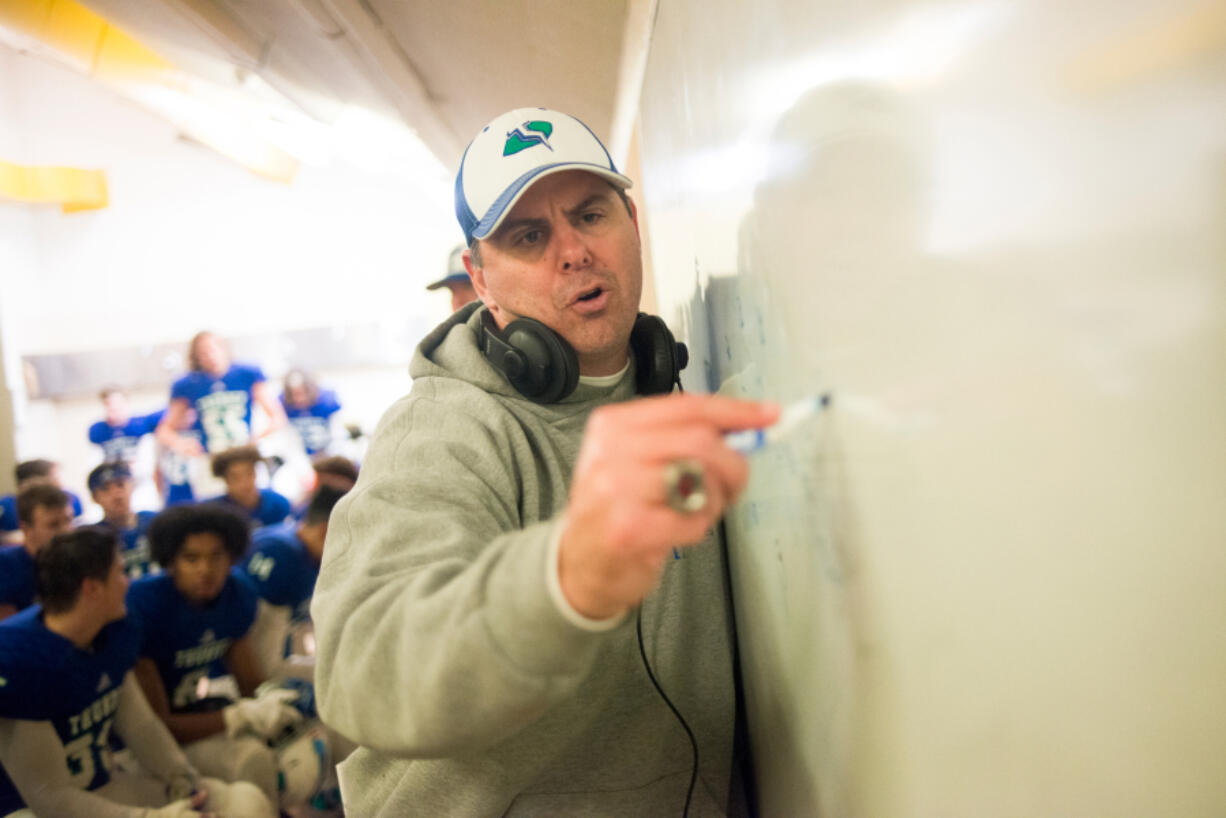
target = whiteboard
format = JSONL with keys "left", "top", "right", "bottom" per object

{"left": 637, "top": 1, "right": 1226, "bottom": 815}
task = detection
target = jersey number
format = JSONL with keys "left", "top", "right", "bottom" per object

{"left": 201, "top": 402, "right": 249, "bottom": 452}
{"left": 63, "top": 720, "right": 114, "bottom": 789}
{"left": 295, "top": 418, "right": 331, "bottom": 453}
{"left": 248, "top": 554, "right": 275, "bottom": 582}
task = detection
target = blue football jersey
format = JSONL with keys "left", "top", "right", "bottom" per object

{"left": 87, "top": 412, "right": 160, "bottom": 463}
{"left": 207, "top": 489, "right": 291, "bottom": 530}
{"left": 126, "top": 573, "right": 257, "bottom": 712}
{"left": 0, "top": 496, "right": 14, "bottom": 534}
{"left": 165, "top": 483, "right": 195, "bottom": 506}
{"left": 240, "top": 524, "right": 319, "bottom": 625}
{"left": 0, "top": 546, "right": 36, "bottom": 612}
{"left": 158, "top": 430, "right": 199, "bottom": 506}
{"left": 281, "top": 389, "right": 342, "bottom": 456}
{"left": 0, "top": 607, "right": 141, "bottom": 813}
{"left": 170, "top": 364, "right": 265, "bottom": 453}
{"left": 102, "top": 512, "right": 157, "bottom": 579}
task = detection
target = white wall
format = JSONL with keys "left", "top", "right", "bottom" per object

{"left": 3, "top": 47, "right": 460, "bottom": 353}
{"left": 0, "top": 46, "right": 38, "bottom": 491}
{"left": 0, "top": 44, "right": 465, "bottom": 495}
{"left": 638, "top": 0, "right": 1226, "bottom": 815}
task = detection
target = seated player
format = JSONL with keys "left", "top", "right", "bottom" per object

{"left": 87, "top": 387, "right": 160, "bottom": 465}
{"left": 127, "top": 504, "right": 302, "bottom": 807}
{"left": 280, "top": 370, "right": 342, "bottom": 458}
{"left": 240, "top": 486, "right": 347, "bottom": 677}
{"left": 206, "top": 446, "right": 291, "bottom": 530}
{"left": 88, "top": 463, "right": 156, "bottom": 580}
{"left": 0, "top": 527, "right": 274, "bottom": 818}
{"left": 0, "top": 460, "right": 83, "bottom": 543}
{"left": 0, "top": 485, "right": 74, "bottom": 621}
{"left": 242, "top": 486, "right": 353, "bottom": 816}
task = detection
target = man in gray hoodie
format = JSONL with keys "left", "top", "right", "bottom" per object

{"left": 311, "top": 107, "right": 778, "bottom": 816}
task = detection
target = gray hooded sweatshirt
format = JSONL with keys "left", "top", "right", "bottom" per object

{"left": 311, "top": 304, "right": 737, "bottom": 816}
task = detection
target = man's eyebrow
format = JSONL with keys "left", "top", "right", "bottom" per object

{"left": 564, "top": 192, "right": 615, "bottom": 218}
{"left": 491, "top": 216, "right": 549, "bottom": 240}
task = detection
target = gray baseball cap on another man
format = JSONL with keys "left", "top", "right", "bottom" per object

{"left": 425, "top": 245, "right": 470, "bottom": 291}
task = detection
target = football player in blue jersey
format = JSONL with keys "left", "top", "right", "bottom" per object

{"left": 128, "top": 504, "right": 302, "bottom": 807}
{"left": 0, "top": 527, "right": 275, "bottom": 817}
{"left": 0, "top": 460, "right": 83, "bottom": 544}
{"left": 88, "top": 463, "right": 157, "bottom": 580}
{"left": 87, "top": 387, "right": 161, "bottom": 465}
{"left": 205, "top": 447, "right": 291, "bottom": 531}
{"left": 0, "top": 485, "right": 74, "bottom": 622}
{"left": 154, "top": 332, "right": 287, "bottom": 460}
{"left": 280, "top": 370, "right": 342, "bottom": 458}
{"left": 240, "top": 486, "right": 347, "bottom": 676}
{"left": 242, "top": 486, "right": 354, "bottom": 816}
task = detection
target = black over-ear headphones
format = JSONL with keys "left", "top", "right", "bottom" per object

{"left": 479, "top": 310, "right": 689, "bottom": 404}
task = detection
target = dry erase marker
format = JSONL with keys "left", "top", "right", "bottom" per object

{"left": 724, "top": 393, "right": 831, "bottom": 455}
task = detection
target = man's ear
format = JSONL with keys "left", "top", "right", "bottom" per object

{"left": 464, "top": 247, "right": 488, "bottom": 299}
{"left": 79, "top": 576, "right": 103, "bottom": 602}
{"left": 464, "top": 245, "right": 510, "bottom": 327}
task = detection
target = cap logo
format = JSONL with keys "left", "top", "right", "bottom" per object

{"left": 503, "top": 120, "right": 554, "bottom": 156}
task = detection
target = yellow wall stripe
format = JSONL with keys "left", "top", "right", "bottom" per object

{"left": 0, "top": 0, "right": 174, "bottom": 77}
{"left": 0, "top": 160, "right": 108, "bottom": 211}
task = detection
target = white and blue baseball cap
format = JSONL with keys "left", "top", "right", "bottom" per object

{"left": 454, "top": 107, "right": 632, "bottom": 246}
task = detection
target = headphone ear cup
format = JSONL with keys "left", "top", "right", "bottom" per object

{"left": 631, "top": 313, "right": 684, "bottom": 396}
{"left": 481, "top": 310, "right": 579, "bottom": 403}
{"left": 503, "top": 318, "right": 579, "bottom": 403}
{"left": 544, "top": 330, "right": 582, "bottom": 402}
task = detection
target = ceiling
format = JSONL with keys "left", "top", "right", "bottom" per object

{"left": 77, "top": 0, "right": 640, "bottom": 174}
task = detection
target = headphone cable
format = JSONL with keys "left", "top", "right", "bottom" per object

{"left": 636, "top": 607, "right": 699, "bottom": 817}
{"left": 632, "top": 348, "right": 697, "bottom": 815}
